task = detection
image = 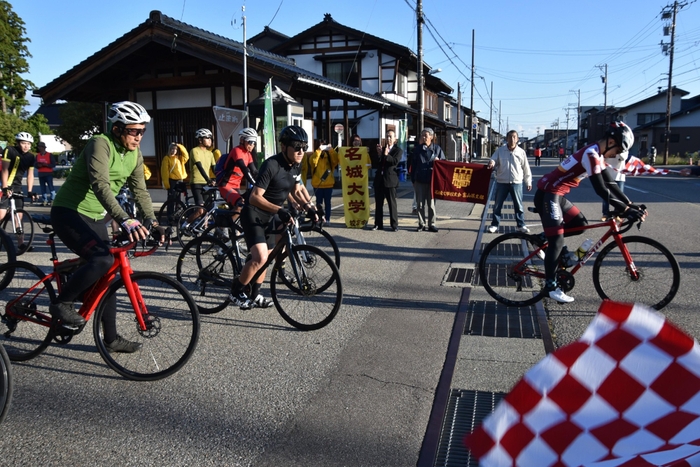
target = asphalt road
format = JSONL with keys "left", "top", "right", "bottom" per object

{"left": 2, "top": 159, "right": 698, "bottom": 466}
{"left": 0, "top": 179, "right": 473, "bottom": 467}
{"left": 529, "top": 163, "right": 700, "bottom": 349}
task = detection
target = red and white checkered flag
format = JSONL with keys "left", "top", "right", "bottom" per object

{"left": 619, "top": 156, "right": 671, "bottom": 176}
{"left": 466, "top": 301, "right": 700, "bottom": 467}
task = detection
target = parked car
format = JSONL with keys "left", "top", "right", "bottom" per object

{"left": 57, "top": 151, "right": 75, "bottom": 166}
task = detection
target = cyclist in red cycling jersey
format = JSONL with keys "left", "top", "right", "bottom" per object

{"left": 534, "top": 121, "right": 647, "bottom": 303}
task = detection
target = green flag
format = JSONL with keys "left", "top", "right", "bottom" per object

{"left": 397, "top": 119, "right": 407, "bottom": 154}
{"left": 263, "top": 80, "right": 276, "bottom": 159}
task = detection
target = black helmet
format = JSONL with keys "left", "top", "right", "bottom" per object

{"left": 279, "top": 125, "right": 308, "bottom": 145}
{"left": 606, "top": 121, "right": 634, "bottom": 152}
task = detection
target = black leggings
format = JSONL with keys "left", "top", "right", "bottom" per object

{"left": 50, "top": 207, "right": 118, "bottom": 342}
{"left": 533, "top": 190, "right": 587, "bottom": 284}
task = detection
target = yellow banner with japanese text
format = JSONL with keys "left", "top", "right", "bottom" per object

{"left": 338, "top": 146, "right": 371, "bottom": 228}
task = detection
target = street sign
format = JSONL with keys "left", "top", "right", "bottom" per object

{"left": 334, "top": 124, "right": 344, "bottom": 134}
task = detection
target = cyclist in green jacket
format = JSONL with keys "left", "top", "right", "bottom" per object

{"left": 50, "top": 101, "right": 157, "bottom": 353}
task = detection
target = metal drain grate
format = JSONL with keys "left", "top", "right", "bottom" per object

{"left": 465, "top": 300, "right": 541, "bottom": 338}
{"left": 434, "top": 389, "right": 505, "bottom": 467}
{"left": 445, "top": 267, "right": 474, "bottom": 284}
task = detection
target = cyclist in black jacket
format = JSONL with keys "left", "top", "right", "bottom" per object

{"left": 229, "top": 126, "right": 321, "bottom": 310}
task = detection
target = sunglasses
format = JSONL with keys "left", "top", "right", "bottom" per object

{"left": 245, "top": 140, "right": 257, "bottom": 145}
{"left": 122, "top": 127, "right": 147, "bottom": 137}
{"left": 291, "top": 143, "right": 308, "bottom": 152}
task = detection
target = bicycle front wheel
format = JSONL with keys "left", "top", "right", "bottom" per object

{"left": 270, "top": 245, "right": 342, "bottom": 331}
{"left": 592, "top": 236, "right": 680, "bottom": 310}
{"left": 0, "top": 229, "right": 16, "bottom": 290}
{"left": 176, "top": 235, "right": 240, "bottom": 314}
{"left": 93, "top": 272, "right": 200, "bottom": 381}
{"left": 478, "top": 232, "right": 547, "bottom": 307}
{"left": 298, "top": 224, "right": 340, "bottom": 268}
{"left": 1, "top": 209, "right": 34, "bottom": 255}
{"left": 0, "top": 262, "right": 55, "bottom": 361}
{"left": 0, "top": 343, "right": 12, "bottom": 425}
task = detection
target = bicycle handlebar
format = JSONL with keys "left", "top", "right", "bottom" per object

{"left": 609, "top": 204, "right": 647, "bottom": 234}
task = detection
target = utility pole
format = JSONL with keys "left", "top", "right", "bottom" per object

{"left": 596, "top": 64, "right": 608, "bottom": 124}
{"left": 569, "top": 89, "right": 580, "bottom": 149}
{"left": 469, "top": 29, "right": 475, "bottom": 162}
{"left": 489, "top": 81, "right": 493, "bottom": 153}
{"left": 242, "top": 6, "right": 249, "bottom": 127}
{"left": 417, "top": 0, "right": 424, "bottom": 131}
{"left": 661, "top": 1, "right": 686, "bottom": 164}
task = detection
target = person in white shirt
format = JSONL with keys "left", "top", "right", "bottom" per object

{"left": 486, "top": 130, "right": 532, "bottom": 233}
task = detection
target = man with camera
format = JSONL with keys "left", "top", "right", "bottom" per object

{"left": 302, "top": 139, "right": 339, "bottom": 226}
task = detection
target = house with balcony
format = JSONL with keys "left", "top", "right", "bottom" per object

{"left": 256, "top": 13, "right": 462, "bottom": 159}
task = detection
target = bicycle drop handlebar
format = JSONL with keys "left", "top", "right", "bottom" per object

{"left": 608, "top": 204, "right": 647, "bottom": 235}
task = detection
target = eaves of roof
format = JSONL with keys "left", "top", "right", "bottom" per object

{"left": 36, "top": 10, "right": 390, "bottom": 108}
{"left": 272, "top": 14, "right": 418, "bottom": 66}
{"left": 634, "top": 102, "right": 700, "bottom": 130}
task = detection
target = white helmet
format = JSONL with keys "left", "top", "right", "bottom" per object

{"left": 195, "top": 128, "right": 213, "bottom": 139}
{"left": 15, "top": 132, "right": 34, "bottom": 143}
{"left": 239, "top": 127, "right": 258, "bottom": 142}
{"left": 108, "top": 101, "right": 151, "bottom": 124}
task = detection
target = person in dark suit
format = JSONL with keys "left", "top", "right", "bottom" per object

{"left": 369, "top": 130, "right": 403, "bottom": 231}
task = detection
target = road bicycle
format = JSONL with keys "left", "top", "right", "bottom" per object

{"left": 0, "top": 192, "right": 35, "bottom": 255}
{"left": 0, "top": 343, "right": 12, "bottom": 425}
{"left": 0, "top": 228, "right": 17, "bottom": 290}
{"left": 157, "top": 181, "right": 195, "bottom": 226}
{"left": 175, "top": 186, "right": 221, "bottom": 247}
{"left": 0, "top": 219, "right": 200, "bottom": 381}
{"left": 478, "top": 206, "right": 680, "bottom": 310}
{"left": 177, "top": 208, "right": 341, "bottom": 312}
{"left": 177, "top": 218, "right": 342, "bottom": 330}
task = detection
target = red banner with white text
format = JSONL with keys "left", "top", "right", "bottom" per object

{"left": 431, "top": 160, "right": 492, "bottom": 205}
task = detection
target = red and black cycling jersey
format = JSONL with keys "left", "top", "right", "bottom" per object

{"left": 537, "top": 143, "right": 607, "bottom": 195}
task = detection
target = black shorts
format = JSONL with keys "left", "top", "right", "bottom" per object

{"left": 239, "top": 205, "right": 278, "bottom": 250}
{"left": 0, "top": 188, "right": 24, "bottom": 210}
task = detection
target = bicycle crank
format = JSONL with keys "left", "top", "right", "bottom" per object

{"left": 556, "top": 270, "right": 575, "bottom": 292}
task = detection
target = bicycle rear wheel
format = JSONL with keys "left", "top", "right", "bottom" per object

{"left": 298, "top": 224, "right": 340, "bottom": 268}
{"left": 478, "top": 232, "right": 547, "bottom": 307}
{"left": 0, "top": 343, "right": 12, "bottom": 425}
{"left": 0, "top": 262, "right": 55, "bottom": 361}
{"left": 592, "top": 236, "right": 680, "bottom": 310}
{"left": 0, "top": 229, "right": 17, "bottom": 291}
{"left": 176, "top": 235, "right": 240, "bottom": 314}
{"left": 158, "top": 199, "right": 187, "bottom": 226}
{"left": 1, "top": 209, "right": 34, "bottom": 255}
{"left": 176, "top": 205, "right": 213, "bottom": 249}
{"left": 93, "top": 272, "right": 200, "bottom": 381}
{"left": 270, "top": 245, "right": 342, "bottom": 331}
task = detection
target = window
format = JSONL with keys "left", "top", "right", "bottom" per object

{"left": 425, "top": 93, "right": 437, "bottom": 113}
{"left": 326, "top": 61, "right": 359, "bottom": 87}
{"left": 637, "top": 113, "right": 665, "bottom": 125}
{"left": 396, "top": 72, "right": 406, "bottom": 96}
{"left": 444, "top": 104, "right": 452, "bottom": 122}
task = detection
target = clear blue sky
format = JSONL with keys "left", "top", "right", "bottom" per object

{"left": 14, "top": 0, "right": 700, "bottom": 138}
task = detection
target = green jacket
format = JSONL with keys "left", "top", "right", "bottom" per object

{"left": 53, "top": 134, "right": 155, "bottom": 222}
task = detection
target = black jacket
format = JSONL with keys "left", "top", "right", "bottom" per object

{"left": 409, "top": 143, "right": 445, "bottom": 184}
{"left": 374, "top": 144, "right": 403, "bottom": 188}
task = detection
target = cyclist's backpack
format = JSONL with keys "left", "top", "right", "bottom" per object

{"left": 214, "top": 150, "right": 234, "bottom": 186}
